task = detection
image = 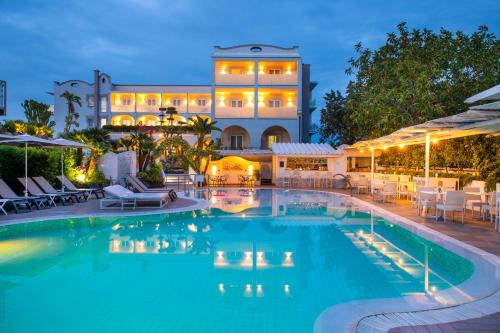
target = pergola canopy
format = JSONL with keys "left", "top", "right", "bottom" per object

{"left": 349, "top": 109, "right": 500, "bottom": 150}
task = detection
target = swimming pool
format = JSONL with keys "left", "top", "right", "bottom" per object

{"left": 0, "top": 189, "right": 487, "bottom": 332}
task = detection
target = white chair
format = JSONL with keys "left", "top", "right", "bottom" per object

{"left": 435, "top": 190, "right": 465, "bottom": 224}
{"left": 374, "top": 182, "right": 397, "bottom": 203}
{"left": 463, "top": 186, "right": 482, "bottom": 218}
{"left": 355, "top": 176, "right": 369, "bottom": 194}
{"left": 416, "top": 186, "right": 436, "bottom": 217}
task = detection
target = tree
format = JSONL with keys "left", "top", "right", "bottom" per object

{"left": 68, "top": 128, "right": 111, "bottom": 178}
{"left": 189, "top": 116, "right": 221, "bottom": 172}
{"left": 22, "top": 99, "right": 56, "bottom": 137}
{"left": 61, "top": 91, "right": 82, "bottom": 134}
{"left": 319, "top": 24, "right": 499, "bottom": 144}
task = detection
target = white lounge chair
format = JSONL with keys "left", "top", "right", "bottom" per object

{"left": 435, "top": 190, "right": 465, "bottom": 224}
{"left": 126, "top": 175, "right": 177, "bottom": 201}
{"left": 101, "top": 185, "right": 169, "bottom": 210}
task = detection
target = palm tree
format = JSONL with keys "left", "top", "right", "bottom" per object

{"left": 60, "top": 91, "right": 82, "bottom": 134}
{"left": 70, "top": 128, "right": 111, "bottom": 178}
{"left": 119, "top": 137, "right": 134, "bottom": 151}
{"left": 22, "top": 99, "right": 56, "bottom": 136}
{"left": 189, "top": 116, "right": 221, "bottom": 174}
{"left": 130, "top": 132, "right": 161, "bottom": 172}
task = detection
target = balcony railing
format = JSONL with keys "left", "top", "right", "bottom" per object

{"left": 188, "top": 105, "right": 211, "bottom": 113}
{"left": 258, "top": 107, "right": 297, "bottom": 118}
{"left": 110, "top": 104, "right": 134, "bottom": 112}
{"left": 215, "top": 73, "right": 255, "bottom": 85}
{"left": 258, "top": 73, "right": 298, "bottom": 85}
{"left": 215, "top": 106, "right": 254, "bottom": 118}
{"left": 136, "top": 104, "right": 160, "bottom": 112}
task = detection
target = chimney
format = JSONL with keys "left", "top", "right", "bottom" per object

{"left": 94, "top": 69, "right": 100, "bottom": 127}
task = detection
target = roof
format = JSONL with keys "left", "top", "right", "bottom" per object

{"left": 349, "top": 109, "right": 500, "bottom": 150}
{"left": 272, "top": 143, "right": 340, "bottom": 156}
{"left": 465, "top": 84, "right": 500, "bottom": 103}
{"left": 212, "top": 44, "right": 301, "bottom": 58}
{"left": 218, "top": 149, "right": 274, "bottom": 156}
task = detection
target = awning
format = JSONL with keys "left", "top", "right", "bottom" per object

{"left": 465, "top": 84, "right": 500, "bottom": 103}
{"left": 272, "top": 143, "right": 341, "bottom": 156}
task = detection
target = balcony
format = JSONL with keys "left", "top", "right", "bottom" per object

{"left": 258, "top": 73, "right": 298, "bottom": 85}
{"left": 110, "top": 104, "right": 134, "bottom": 113}
{"left": 258, "top": 107, "right": 297, "bottom": 118}
{"left": 136, "top": 104, "right": 160, "bottom": 112}
{"left": 188, "top": 105, "right": 211, "bottom": 114}
{"left": 215, "top": 106, "right": 254, "bottom": 118}
{"left": 215, "top": 73, "right": 254, "bottom": 85}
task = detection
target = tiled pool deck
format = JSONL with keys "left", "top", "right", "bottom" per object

{"left": 0, "top": 187, "right": 499, "bottom": 332}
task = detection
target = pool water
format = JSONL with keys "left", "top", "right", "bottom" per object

{"left": 0, "top": 189, "right": 473, "bottom": 333}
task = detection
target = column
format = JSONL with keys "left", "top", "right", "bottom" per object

{"left": 425, "top": 134, "right": 430, "bottom": 186}
{"left": 370, "top": 148, "right": 375, "bottom": 194}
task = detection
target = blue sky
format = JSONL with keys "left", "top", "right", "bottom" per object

{"left": 1, "top": 0, "right": 498, "bottom": 128}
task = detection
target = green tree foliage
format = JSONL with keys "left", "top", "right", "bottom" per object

{"left": 22, "top": 99, "right": 56, "bottom": 136}
{"left": 60, "top": 91, "right": 82, "bottom": 134}
{"left": 319, "top": 24, "right": 499, "bottom": 144}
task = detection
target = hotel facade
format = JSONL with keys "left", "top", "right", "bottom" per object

{"left": 52, "top": 44, "right": 317, "bottom": 150}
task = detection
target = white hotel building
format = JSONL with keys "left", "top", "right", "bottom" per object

{"left": 52, "top": 44, "right": 317, "bottom": 150}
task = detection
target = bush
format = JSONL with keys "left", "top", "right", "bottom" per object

{"left": 0, "top": 146, "right": 68, "bottom": 193}
{"left": 137, "top": 163, "right": 163, "bottom": 187}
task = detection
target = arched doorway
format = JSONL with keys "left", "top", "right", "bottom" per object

{"left": 111, "top": 115, "right": 135, "bottom": 126}
{"left": 260, "top": 126, "right": 291, "bottom": 149}
{"left": 136, "top": 115, "right": 160, "bottom": 126}
{"left": 221, "top": 125, "right": 251, "bottom": 150}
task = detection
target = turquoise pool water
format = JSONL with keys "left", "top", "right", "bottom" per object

{"left": 0, "top": 189, "right": 473, "bottom": 333}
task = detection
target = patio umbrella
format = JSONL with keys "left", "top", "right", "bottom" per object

{"left": 51, "top": 138, "right": 90, "bottom": 191}
{"left": 0, "top": 134, "right": 59, "bottom": 197}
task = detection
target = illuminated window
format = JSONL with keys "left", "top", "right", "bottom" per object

{"left": 268, "top": 68, "right": 281, "bottom": 75}
{"left": 172, "top": 99, "right": 182, "bottom": 107}
{"left": 230, "top": 67, "right": 243, "bottom": 75}
{"left": 123, "top": 97, "right": 131, "bottom": 105}
{"left": 197, "top": 99, "right": 207, "bottom": 107}
{"left": 268, "top": 100, "right": 281, "bottom": 108}
{"left": 230, "top": 99, "right": 243, "bottom": 108}
{"left": 147, "top": 98, "right": 156, "bottom": 106}
{"left": 286, "top": 158, "right": 328, "bottom": 171}
{"left": 230, "top": 135, "right": 243, "bottom": 149}
{"left": 267, "top": 135, "right": 281, "bottom": 148}
{"left": 100, "top": 118, "right": 107, "bottom": 127}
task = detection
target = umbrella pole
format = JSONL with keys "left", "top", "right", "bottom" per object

{"left": 25, "top": 142, "right": 28, "bottom": 197}
{"left": 61, "top": 148, "right": 65, "bottom": 192}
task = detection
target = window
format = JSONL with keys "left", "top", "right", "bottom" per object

{"left": 147, "top": 98, "right": 156, "bottom": 106}
{"left": 123, "top": 97, "right": 131, "bottom": 105}
{"left": 100, "top": 118, "right": 107, "bottom": 127}
{"left": 197, "top": 99, "right": 207, "bottom": 107}
{"left": 230, "top": 135, "right": 243, "bottom": 149}
{"left": 100, "top": 96, "right": 107, "bottom": 112}
{"left": 230, "top": 67, "right": 243, "bottom": 75}
{"left": 268, "top": 68, "right": 281, "bottom": 75}
{"left": 172, "top": 99, "right": 182, "bottom": 106}
{"left": 87, "top": 96, "right": 95, "bottom": 107}
{"left": 87, "top": 118, "right": 94, "bottom": 127}
{"left": 267, "top": 135, "right": 281, "bottom": 148}
{"left": 230, "top": 99, "right": 243, "bottom": 108}
{"left": 268, "top": 99, "right": 281, "bottom": 108}
{"left": 286, "top": 158, "right": 328, "bottom": 171}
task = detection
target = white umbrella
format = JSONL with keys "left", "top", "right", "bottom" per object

{"left": 52, "top": 138, "right": 90, "bottom": 191}
{"left": 0, "top": 134, "right": 60, "bottom": 197}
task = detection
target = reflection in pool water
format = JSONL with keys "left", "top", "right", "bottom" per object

{"left": 0, "top": 189, "right": 473, "bottom": 333}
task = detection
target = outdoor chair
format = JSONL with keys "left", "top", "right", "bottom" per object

{"left": 0, "top": 179, "right": 46, "bottom": 212}
{"left": 18, "top": 177, "right": 75, "bottom": 206}
{"left": 355, "top": 176, "right": 370, "bottom": 194}
{"left": 416, "top": 186, "right": 437, "bottom": 217}
{"left": 435, "top": 190, "right": 465, "bottom": 224}
{"left": 101, "top": 185, "right": 169, "bottom": 210}
{"left": 463, "top": 186, "right": 482, "bottom": 218}
{"left": 374, "top": 182, "right": 397, "bottom": 203}
{"left": 33, "top": 176, "right": 84, "bottom": 202}
{"left": 57, "top": 175, "right": 104, "bottom": 199}
{"left": 126, "top": 175, "right": 177, "bottom": 201}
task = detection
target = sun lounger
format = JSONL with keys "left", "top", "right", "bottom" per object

{"left": 33, "top": 176, "right": 84, "bottom": 202}
{"left": 126, "top": 175, "right": 177, "bottom": 201}
{"left": 56, "top": 175, "right": 104, "bottom": 199}
{"left": 0, "top": 179, "right": 45, "bottom": 212}
{"left": 101, "top": 185, "right": 169, "bottom": 210}
{"left": 18, "top": 177, "right": 75, "bottom": 206}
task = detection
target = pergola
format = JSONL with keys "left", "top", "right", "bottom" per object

{"left": 348, "top": 84, "right": 500, "bottom": 190}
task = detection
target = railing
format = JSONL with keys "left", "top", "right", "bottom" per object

{"left": 110, "top": 105, "right": 134, "bottom": 112}
{"left": 188, "top": 105, "right": 211, "bottom": 114}
{"left": 258, "top": 73, "right": 298, "bottom": 85}
{"left": 136, "top": 105, "right": 160, "bottom": 112}
{"left": 215, "top": 73, "right": 254, "bottom": 85}
{"left": 215, "top": 106, "right": 254, "bottom": 118}
{"left": 258, "top": 107, "right": 297, "bottom": 118}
